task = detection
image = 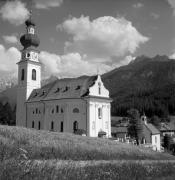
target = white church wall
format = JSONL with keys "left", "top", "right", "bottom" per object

{"left": 88, "top": 99, "right": 111, "bottom": 138}
{"left": 151, "top": 134, "right": 161, "bottom": 151}
{"left": 87, "top": 75, "right": 111, "bottom": 138}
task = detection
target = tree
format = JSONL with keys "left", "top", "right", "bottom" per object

{"left": 163, "top": 134, "right": 173, "bottom": 150}
{"left": 127, "top": 109, "right": 143, "bottom": 145}
{"left": 0, "top": 102, "right": 15, "bottom": 126}
{"left": 150, "top": 115, "right": 161, "bottom": 129}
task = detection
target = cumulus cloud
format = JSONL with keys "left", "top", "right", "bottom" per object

{"left": 34, "top": 0, "right": 63, "bottom": 9}
{"left": 112, "top": 55, "right": 135, "bottom": 68}
{"left": 3, "top": 35, "right": 18, "bottom": 44}
{"left": 39, "top": 51, "right": 112, "bottom": 78}
{"left": 0, "top": 0, "right": 29, "bottom": 26}
{"left": 133, "top": 3, "right": 144, "bottom": 9}
{"left": 0, "top": 44, "right": 21, "bottom": 77}
{"left": 0, "top": 44, "right": 132, "bottom": 79}
{"left": 169, "top": 53, "right": 175, "bottom": 59}
{"left": 58, "top": 16, "right": 149, "bottom": 62}
{"left": 167, "top": 0, "right": 175, "bottom": 15}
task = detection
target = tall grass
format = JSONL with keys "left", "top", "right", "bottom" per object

{"left": 1, "top": 159, "right": 175, "bottom": 180}
{"left": 0, "top": 125, "right": 175, "bottom": 179}
{"left": 0, "top": 125, "right": 174, "bottom": 161}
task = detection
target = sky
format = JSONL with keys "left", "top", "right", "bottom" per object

{"left": 0, "top": 0, "right": 175, "bottom": 79}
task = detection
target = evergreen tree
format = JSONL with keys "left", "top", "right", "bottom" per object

{"left": 127, "top": 109, "right": 143, "bottom": 145}
{"left": 150, "top": 115, "right": 161, "bottom": 129}
{"left": 163, "top": 134, "right": 173, "bottom": 150}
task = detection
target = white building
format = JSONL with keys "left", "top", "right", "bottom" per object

{"left": 141, "top": 115, "right": 161, "bottom": 151}
{"left": 16, "top": 15, "right": 112, "bottom": 138}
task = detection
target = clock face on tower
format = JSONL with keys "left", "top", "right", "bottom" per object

{"left": 25, "top": 51, "right": 38, "bottom": 62}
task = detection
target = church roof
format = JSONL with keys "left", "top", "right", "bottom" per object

{"left": 144, "top": 123, "right": 160, "bottom": 135}
{"left": 27, "top": 75, "right": 98, "bottom": 102}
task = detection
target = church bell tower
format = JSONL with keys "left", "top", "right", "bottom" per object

{"left": 16, "top": 13, "right": 41, "bottom": 126}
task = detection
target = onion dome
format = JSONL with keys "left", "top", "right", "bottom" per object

{"left": 25, "top": 18, "right": 35, "bottom": 26}
{"left": 20, "top": 34, "right": 40, "bottom": 49}
{"left": 20, "top": 16, "right": 40, "bottom": 49}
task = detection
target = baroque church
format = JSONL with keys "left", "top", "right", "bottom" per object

{"left": 16, "top": 15, "right": 112, "bottom": 138}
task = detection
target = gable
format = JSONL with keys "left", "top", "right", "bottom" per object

{"left": 89, "top": 75, "right": 109, "bottom": 98}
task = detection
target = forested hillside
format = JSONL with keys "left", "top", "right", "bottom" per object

{"left": 102, "top": 55, "right": 175, "bottom": 117}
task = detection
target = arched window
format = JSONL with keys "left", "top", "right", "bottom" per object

{"left": 98, "top": 108, "right": 102, "bottom": 119}
{"left": 73, "top": 108, "right": 79, "bottom": 113}
{"left": 60, "top": 121, "right": 63, "bottom": 132}
{"left": 56, "top": 105, "right": 59, "bottom": 113}
{"left": 32, "top": 121, "right": 34, "bottom": 128}
{"left": 51, "top": 121, "right": 54, "bottom": 131}
{"left": 21, "top": 69, "right": 25, "bottom": 81}
{"left": 32, "top": 69, "right": 36, "bottom": 80}
{"left": 26, "top": 52, "right": 30, "bottom": 58}
{"left": 38, "top": 121, "right": 41, "bottom": 130}
{"left": 73, "top": 121, "right": 78, "bottom": 133}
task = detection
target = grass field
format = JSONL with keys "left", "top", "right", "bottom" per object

{"left": 0, "top": 125, "right": 175, "bottom": 179}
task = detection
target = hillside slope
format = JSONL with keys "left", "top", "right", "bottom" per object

{"left": 0, "top": 125, "right": 174, "bottom": 161}
{"left": 1, "top": 125, "right": 175, "bottom": 180}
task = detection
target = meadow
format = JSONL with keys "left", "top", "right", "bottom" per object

{"left": 0, "top": 125, "right": 175, "bottom": 179}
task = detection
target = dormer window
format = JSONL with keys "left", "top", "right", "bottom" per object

{"left": 55, "top": 88, "right": 60, "bottom": 93}
{"left": 40, "top": 91, "right": 45, "bottom": 97}
{"left": 63, "top": 86, "right": 69, "bottom": 92}
{"left": 33, "top": 92, "right": 37, "bottom": 97}
{"left": 75, "top": 85, "right": 81, "bottom": 90}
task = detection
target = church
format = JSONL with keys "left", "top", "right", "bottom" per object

{"left": 16, "top": 15, "right": 112, "bottom": 138}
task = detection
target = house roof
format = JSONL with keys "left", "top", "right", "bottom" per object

{"left": 27, "top": 76, "right": 98, "bottom": 102}
{"left": 144, "top": 123, "right": 160, "bottom": 135}
{"left": 160, "top": 122, "right": 175, "bottom": 132}
{"left": 111, "top": 126, "right": 128, "bottom": 133}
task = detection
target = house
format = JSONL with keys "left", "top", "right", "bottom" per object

{"left": 111, "top": 126, "right": 128, "bottom": 141}
{"left": 160, "top": 122, "right": 175, "bottom": 137}
{"left": 16, "top": 15, "right": 112, "bottom": 138}
{"left": 141, "top": 115, "right": 161, "bottom": 151}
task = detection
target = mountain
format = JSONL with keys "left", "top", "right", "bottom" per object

{"left": 1, "top": 55, "right": 175, "bottom": 125}
{"left": 0, "top": 77, "right": 17, "bottom": 93}
{"left": 102, "top": 55, "right": 175, "bottom": 117}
